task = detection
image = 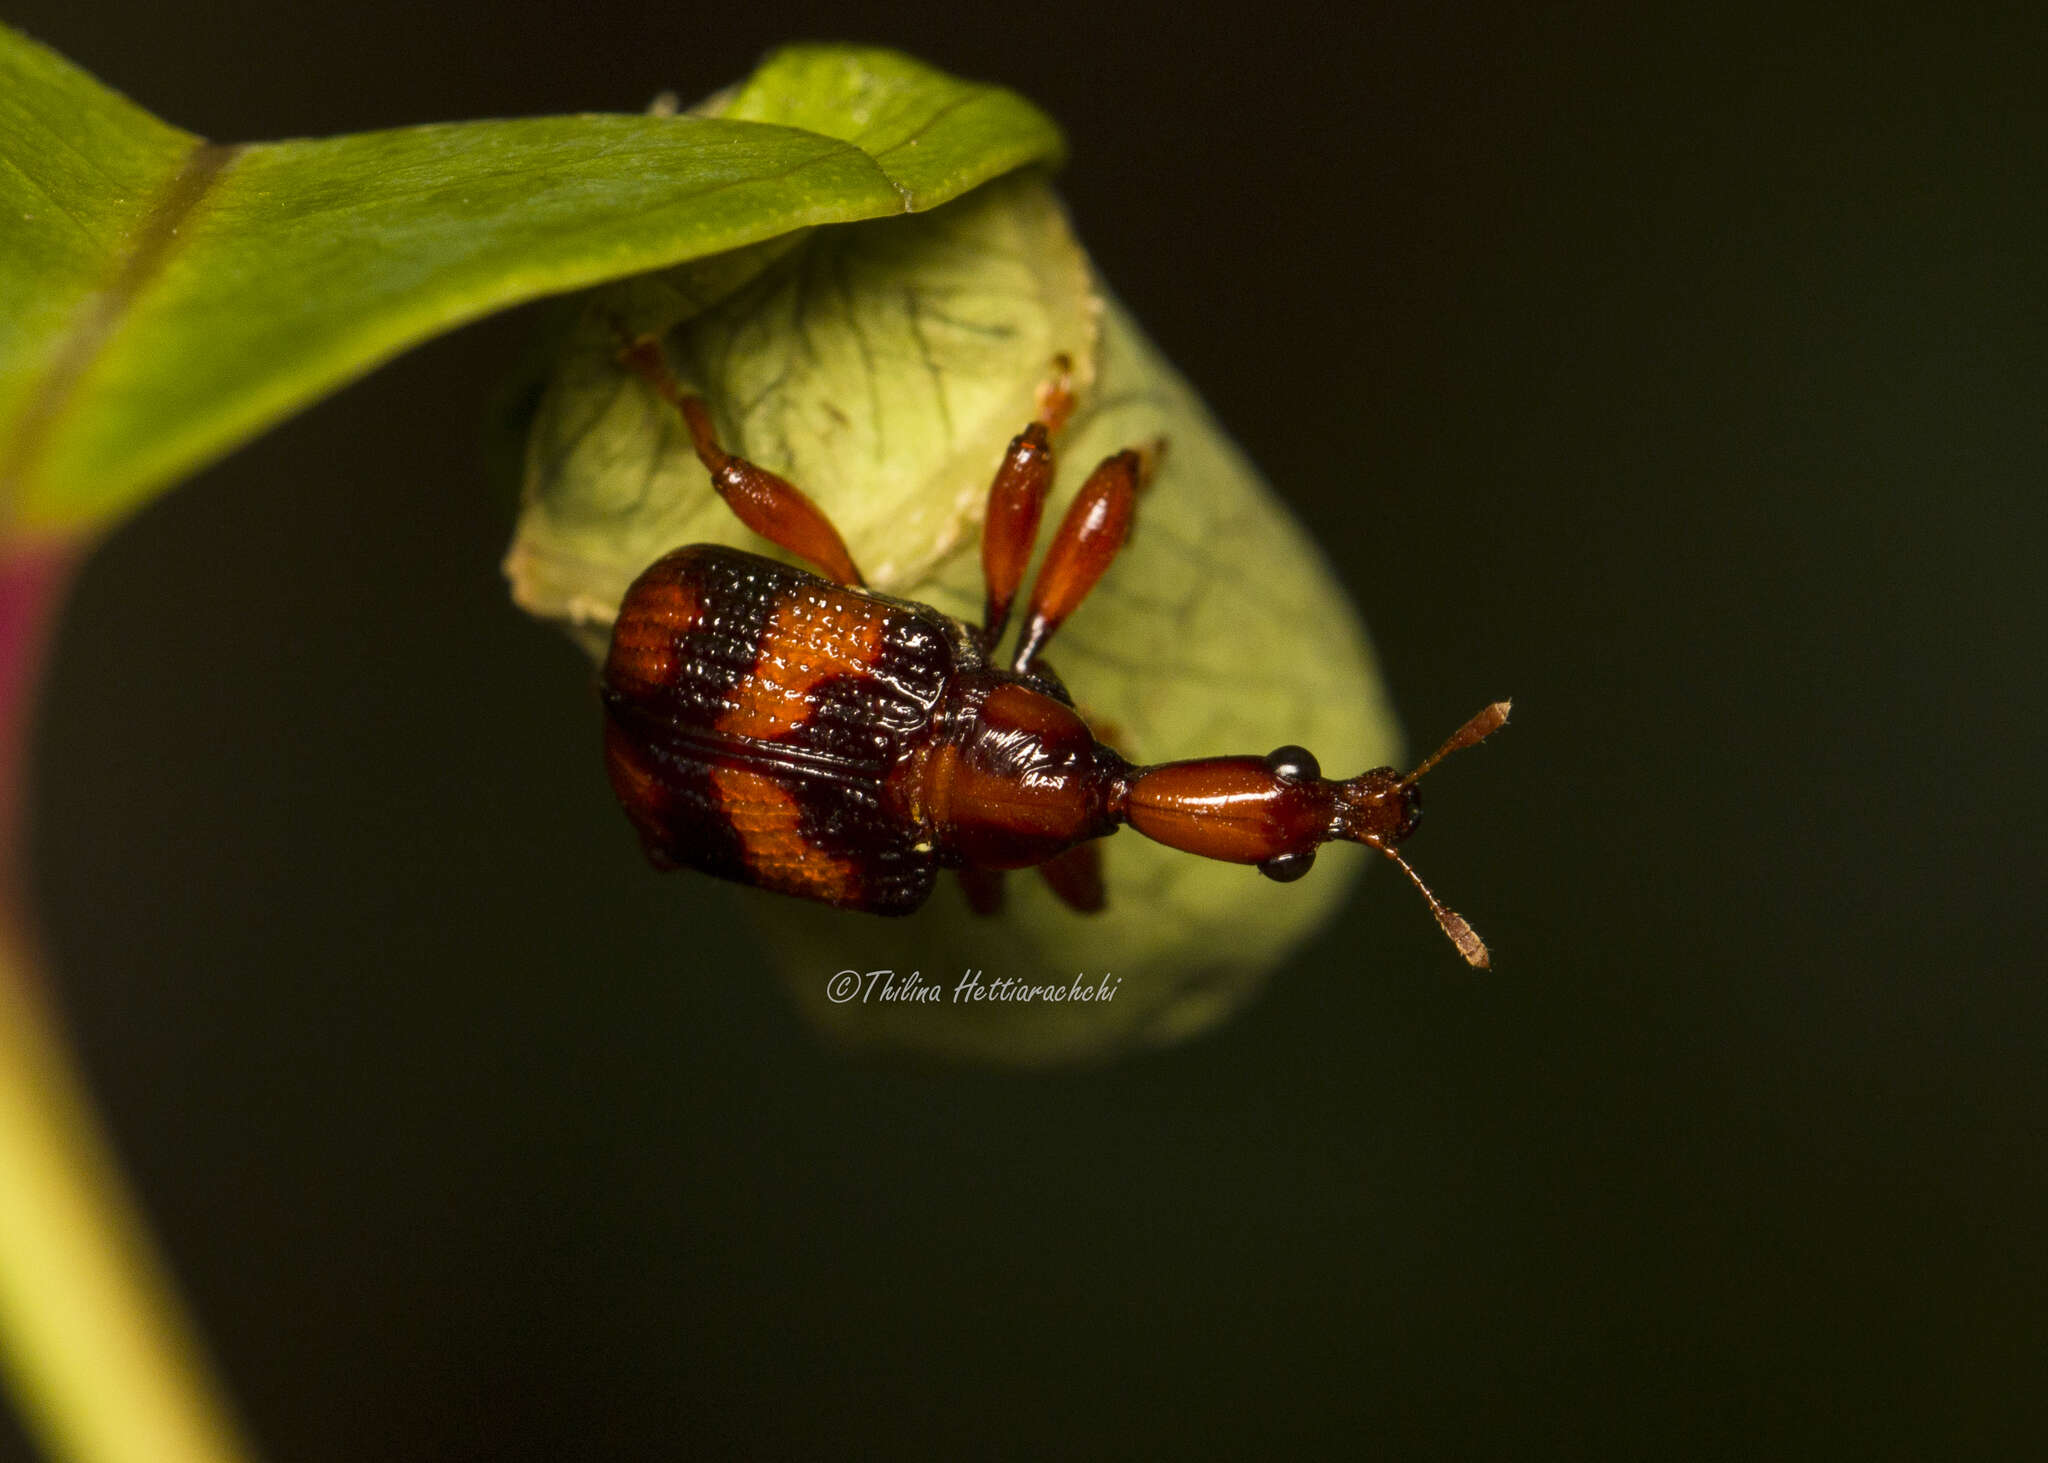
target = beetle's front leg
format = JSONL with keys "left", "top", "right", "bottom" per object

{"left": 616, "top": 335, "right": 865, "bottom": 587}
{"left": 1035, "top": 841, "right": 1105, "bottom": 913}
{"left": 977, "top": 356, "right": 1073, "bottom": 654}
{"left": 1011, "top": 438, "right": 1165, "bottom": 675}
{"left": 955, "top": 864, "right": 1006, "bottom": 916}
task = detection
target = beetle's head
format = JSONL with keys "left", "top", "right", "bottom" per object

{"left": 1333, "top": 700, "right": 1511, "bottom": 969}
{"left": 1334, "top": 768, "right": 1423, "bottom": 850}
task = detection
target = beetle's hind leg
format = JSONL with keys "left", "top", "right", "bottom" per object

{"left": 615, "top": 335, "right": 865, "bottom": 586}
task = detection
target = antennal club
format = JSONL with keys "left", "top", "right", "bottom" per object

{"left": 1386, "top": 847, "right": 1491, "bottom": 969}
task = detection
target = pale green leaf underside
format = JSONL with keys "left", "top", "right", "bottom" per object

{"left": 0, "top": 29, "right": 1063, "bottom": 532}
{"left": 512, "top": 173, "right": 1399, "bottom": 1065}
{"left": 766, "top": 294, "right": 1398, "bottom": 1066}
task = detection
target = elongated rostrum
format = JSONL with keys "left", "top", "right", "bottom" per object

{"left": 599, "top": 339, "right": 1508, "bottom": 965}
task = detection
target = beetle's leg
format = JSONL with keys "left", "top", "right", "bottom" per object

{"left": 1036, "top": 841, "right": 1105, "bottom": 913}
{"left": 956, "top": 864, "right": 1006, "bottom": 916}
{"left": 1033, "top": 708, "right": 1120, "bottom": 912}
{"left": 616, "top": 336, "right": 865, "bottom": 586}
{"left": 978, "top": 356, "right": 1074, "bottom": 653}
{"left": 1079, "top": 711, "right": 1129, "bottom": 758}
{"left": 978, "top": 425, "right": 1054, "bottom": 654}
{"left": 1034, "top": 353, "right": 1076, "bottom": 435}
{"left": 1012, "top": 440, "right": 1163, "bottom": 675}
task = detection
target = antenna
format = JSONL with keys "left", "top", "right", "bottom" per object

{"left": 1382, "top": 846, "right": 1490, "bottom": 969}
{"left": 1372, "top": 699, "right": 1511, "bottom": 968}
{"left": 1404, "top": 699, "right": 1511, "bottom": 786}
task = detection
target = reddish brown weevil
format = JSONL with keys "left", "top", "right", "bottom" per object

{"left": 599, "top": 341, "right": 1508, "bottom": 966}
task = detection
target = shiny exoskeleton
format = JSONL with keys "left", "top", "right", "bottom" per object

{"left": 600, "top": 339, "right": 1507, "bottom": 965}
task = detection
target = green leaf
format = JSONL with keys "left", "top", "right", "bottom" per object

{"left": 511, "top": 172, "right": 1401, "bottom": 1066}
{"left": 0, "top": 33, "right": 1072, "bottom": 1461}
{"left": 0, "top": 30, "right": 1063, "bottom": 535}
{"left": 506, "top": 169, "right": 1099, "bottom": 646}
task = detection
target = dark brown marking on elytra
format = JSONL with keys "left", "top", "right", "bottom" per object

{"left": 720, "top": 584, "right": 888, "bottom": 741}
{"left": 601, "top": 701, "right": 751, "bottom": 882}
{"left": 605, "top": 546, "right": 781, "bottom": 729}
{"left": 604, "top": 546, "right": 968, "bottom": 912}
{"left": 782, "top": 612, "right": 963, "bottom": 912}
{"left": 707, "top": 764, "right": 867, "bottom": 906}
{"left": 602, "top": 546, "right": 796, "bottom": 895}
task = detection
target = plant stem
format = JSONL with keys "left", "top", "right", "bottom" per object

{"left": 0, "top": 544, "right": 254, "bottom": 1463}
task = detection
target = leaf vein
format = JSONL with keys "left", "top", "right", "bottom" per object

{"left": 1, "top": 139, "right": 240, "bottom": 521}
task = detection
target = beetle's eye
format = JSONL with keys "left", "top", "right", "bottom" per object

{"left": 1257, "top": 849, "right": 1316, "bottom": 883}
{"left": 1397, "top": 785, "right": 1424, "bottom": 840}
{"left": 1263, "top": 744, "right": 1320, "bottom": 783}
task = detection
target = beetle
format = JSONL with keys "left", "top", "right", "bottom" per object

{"left": 598, "top": 338, "right": 1507, "bottom": 966}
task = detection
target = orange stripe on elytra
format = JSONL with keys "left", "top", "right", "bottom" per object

{"left": 605, "top": 573, "right": 701, "bottom": 700}
{"left": 718, "top": 586, "right": 887, "bottom": 740}
{"left": 709, "top": 765, "right": 862, "bottom": 903}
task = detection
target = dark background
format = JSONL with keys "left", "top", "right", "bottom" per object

{"left": 8, "top": 1, "right": 2045, "bottom": 1457}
